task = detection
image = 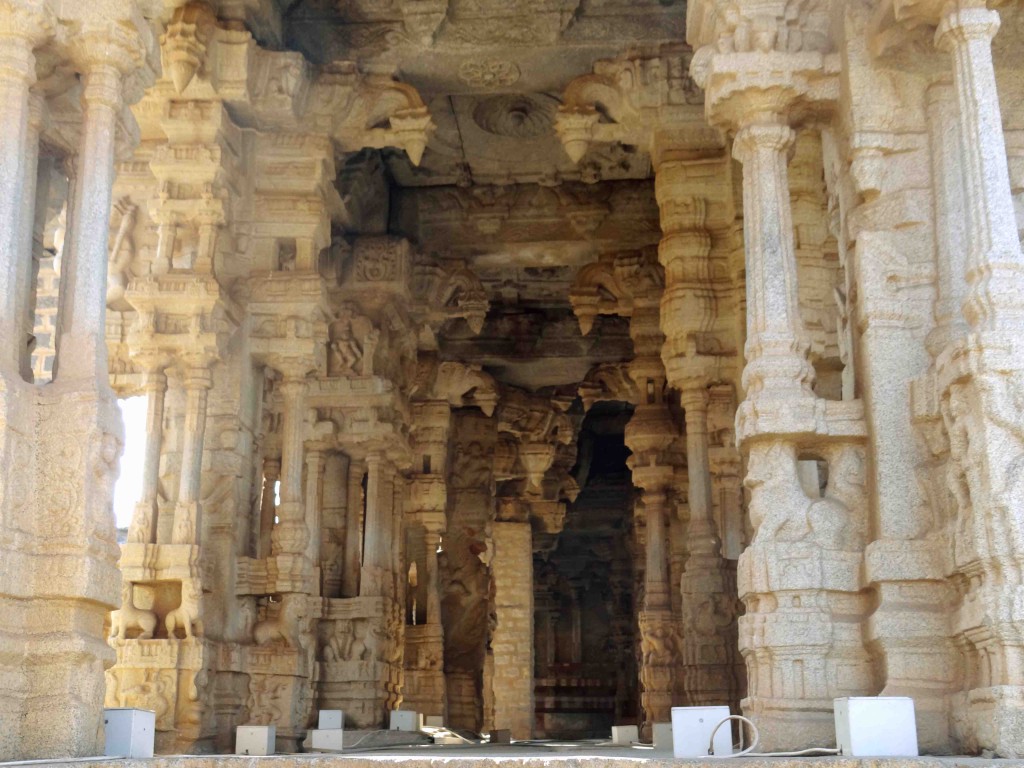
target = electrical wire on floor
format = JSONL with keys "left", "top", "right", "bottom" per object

{"left": 705, "top": 715, "right": 841, "bottom": 758}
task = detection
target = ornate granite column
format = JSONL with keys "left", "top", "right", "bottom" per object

{"left": 271, "top": 376, "right": 311, "bottom": 566}
{"left": 57, "top": 29, "right": 142, "bottom": 383}
{"left": 304, "top": 448, "right": 325, "bottom": 566}
{"left": 0, "top": 2, "right": 49, "bottom": 377}
{"left": 653, "top": 137, "right": 742, "bottom": 711}
{"left": 679, "top": 385, "right": 738, "bottom": 707}
{"left": 172, "top": 365, "right": 213, "bottom": 545}
{"left": 732, "top": 121, "right": 817, "bottom": 417}
{"left": 403, "top": 400, "right": 450, "bottom": 717}
{"left": 936, "top": 2, "right": 1024, "bottom": 329}
{"left": 15, "top": 21, "right": 149, "bottom": 760}
{"left": 925, "top": 80, "right": 968, "bottom": 355}
{"left": 689, "top": 15, "right": 873, "bottom": 746}
{"left": 931, "top": 2, "right": 1024, "bottom": 753}
{"left": 625, "top": 297, "right": 679, "bottom": 732}
{"left": 360, "top": 452, "right": 395, "bottom": 599}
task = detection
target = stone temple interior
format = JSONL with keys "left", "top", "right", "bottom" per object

{"left": 4, "top": 0, "right": 1024, "bottom": 762}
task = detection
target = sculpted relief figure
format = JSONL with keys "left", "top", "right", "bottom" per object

{"left": 745, "top": 443, "right": 863, "bottom": 551}
{"left": 247, "top": 675, "right": 288, "bottom": 725}
{"left": 327, "top": 305, "right": 377, "bottom": 377}
{"left": 165, "top": 580, "right": 204, "bottom": 640}
{"left": 107, "top": 197, "right": 138, "bottom": 310}
{"left": 253, "top": 593, "right": 306, "bottom": 649}
{"left": 109, "top": 583, "right": 157, "bottom": 642}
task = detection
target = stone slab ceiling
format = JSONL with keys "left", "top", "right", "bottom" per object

{"left": 283, "top": 0, "right": 685, "bottom": 186}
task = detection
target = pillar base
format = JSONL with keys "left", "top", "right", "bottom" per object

{"left": 958, "top": 687, "right": 1024, "bottom": 758}
{"left": 0, "top": 376, "right": 121, "bottom": 760}
{"left": 740, "top": 697, "right": 836, "bottom": 752}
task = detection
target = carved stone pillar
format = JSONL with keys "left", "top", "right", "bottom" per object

{"left": 653, "top": 139, "right": 742, "bottom": 711}
{"left": 925, "top": 80, "right": 968, "bottom": 356}
{"left": 689, "top": 26, "right": 875, "bottom": 745}
{"left": 171, "top": 366, "right": 212, "bottom": 545}
{"left": 931, "top": 3, "right": 1024, "bottom": 753}
{"left": 305, "top": 449, "right": 325, "bottom": 567}
{"left": 4, "top": 19, "right": 148, "bottom": 760}
{"left": 342, "top": 457, "right": 364, "bottom": 598}
{"left": 360, "top": 453, "right": 395, "bottom": 598}
{"left": 627, "top": 399, "right": 678, "bottom": 734}
{"left": 935, "top": 3, "right": 1024, "bottom": 329}
{"left": 128, "top": 368, "right": 167, "bottom": 544}
{"left": 678, "top": 385, "right": 738, "bottom": 709}
{"left": 732, "top": 121, "right": 816, "bottom": 427}
{"left": 270, "top": 376, "right": 310, "bottom": 560}
{"left": 424, "top": 526, "right": 442, "bottom": 627}
{"left": 57, "top": 31, "right": 141, "bottom": 383}
{"left": 0, "top": 4, "right": 49, "bottom": 377}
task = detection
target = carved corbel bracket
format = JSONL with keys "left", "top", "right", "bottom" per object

{"left": 334, "top": 79, "right": 437, "bottom": 168}
{"left": 569, "top": 259, "right": 634, "bottom": 335}
{"left": 161, "top": 1, "right": 217, "bottom": 94}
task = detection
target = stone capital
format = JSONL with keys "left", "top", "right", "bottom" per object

{"left": 182, "top": 366, "right": 211, "bottom": 391}
{"left": 732, "top": 122, "right": 796, "bottom": 160}
{"left": 679, "top": 383, "right": 711, "bottom": 414}
{"left": 692, "top": 49, "right": 839, "bottom": 134}
{"left": 68, "top": 21, "right": 148, "bottom": 88}
{"left": 0, "top": 0, "right": 53, "bottom": 44}
{"left": 935, "top": 5, "right": 1000, "bottom": 49}
{"left": 0, "top": 2, "right": 53, "bottom": 84}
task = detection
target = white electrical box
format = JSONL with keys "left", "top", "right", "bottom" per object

{"left": 390, "top": 710, "right": 423, "bottom": 731}
{"left": 318, "top": 710, "right": 344, "bottom": 730}
{"left": 236, "top": 724, "right": 276, "bottom": 755}
{"left": 671, "top": 706, "right": 733, "bottom": 758}
{"left": 652, "top": 722, "right": 674, "bottom": 752}
{"left": 611, "top": 725, "right": 638, "bottom": 745}
{"left": 310, "top": 729, "right": 344, "bottom": 751}
{"left": 103, "top": 708, "right": 155, "bottom": 758}
{"left": 834, "top": 697, "right": 919, "bottom": 757}
{"left": 424, "top": 715, "right": 445, "bottom": 728}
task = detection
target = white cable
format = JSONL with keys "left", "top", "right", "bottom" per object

{"left": 705, "top": 715, "right": 841, "bottom": 758}
{"left": 707, "top": 715, "right": 760, "bottom": 757}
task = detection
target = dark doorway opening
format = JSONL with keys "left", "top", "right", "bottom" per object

{"left": 533, "top": 401, "right": 638, "bottom": 739}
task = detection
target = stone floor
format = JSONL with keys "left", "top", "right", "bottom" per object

{"left": 3, "top": 747, "right": 1021, "bottom": 768}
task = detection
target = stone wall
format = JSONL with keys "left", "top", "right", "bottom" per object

{"left": 490, "top": 521, "right": 534, "bottom": 740}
